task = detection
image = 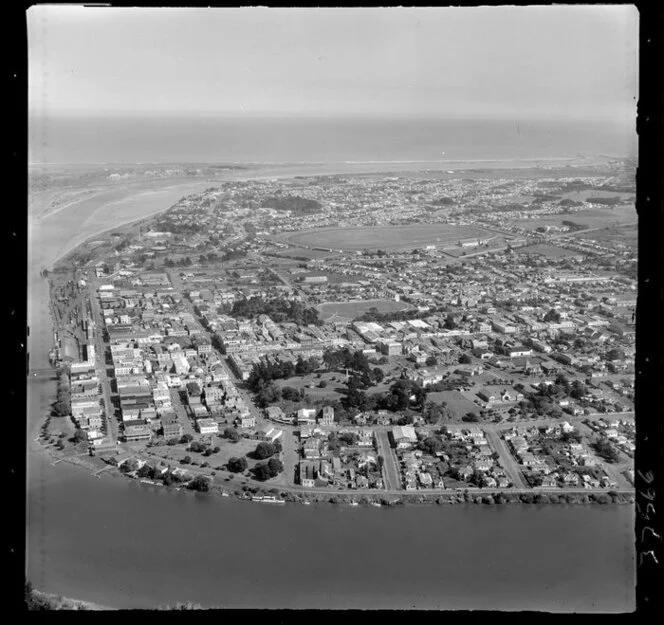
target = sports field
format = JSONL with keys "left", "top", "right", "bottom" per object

{"left": 281, "top": 224, "right": 492, "bottom": 251}
{"left": 509, "top": 208, "right": 635, "bottom": 230}
{"left": 518, "top": 244, "right": 582, "bottom": 258}
{"left": 317, "top": 298, "right": 414, "bottom": 322}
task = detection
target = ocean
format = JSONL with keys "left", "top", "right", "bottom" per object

{"left": 28, "top": 115, "right": 637, "bottom": 165}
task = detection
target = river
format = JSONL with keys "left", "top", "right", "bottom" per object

{"left": 26, "top": 171, "right": 635, "bottom": 611}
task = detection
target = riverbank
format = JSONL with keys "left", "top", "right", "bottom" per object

{"left": 34, "top": 428, "right": 635, "bottom": 509}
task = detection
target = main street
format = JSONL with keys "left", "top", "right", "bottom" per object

{"left": 167, "top": 269, "right": 263, "bottom": 420}
{"left": 87, "top": 279, "right": 117, "bottom": 443}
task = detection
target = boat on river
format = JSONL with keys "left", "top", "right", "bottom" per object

{"left": 261, "top": 496, "right": 285, "bottom": 504}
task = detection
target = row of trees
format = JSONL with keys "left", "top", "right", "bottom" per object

{"left": 53, "top": 368, "right": 71, "bottom": 417}
{"left": 342, "top": 376, "right": 453, "bottom": 425}
{"left": 227, "top": 455, "right": 283, "bottom": 481}
{"left": 262, "top": 195, "right": 322, "bottom": 215}
{"left": 230, "top": 297, "right": 322, "bottom": 326}
{"left": 247, "top": 355, "right": 321, "bottom": 392}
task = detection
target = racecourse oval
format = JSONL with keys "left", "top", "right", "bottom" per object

{"left": 280, "top": 224, "right": 492, "bottom": 251}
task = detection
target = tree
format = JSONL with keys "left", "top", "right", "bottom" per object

{"left": 419, "top": 436, "right": 443, "bottom": 455}
{"left": 255, "top": 382, "right": 281, "bottom": 408}
{"left": 373, "top": 367, "right": 385, "bottom": 384}
{"left": 570, "top": 380, "right": 587, "bottom": 400}
{"left": 53, "top": 399, "right": 70, "bottom": 417}
{"left": 606, "top": 348, "right": 625, "bottom": 362}
{"left": 462, "top": 412, "right": 481, "bottom": 423}
{"left": 188, "top": 475, "right": 210, "bottom": 492}
{"left": 252, "top": 462, "right": 273, "bottom": 481}
{"left": 73, "top": 429, "right": 87, "bottom": 443}
{"left": 339, "top": 432, "right": 358, "bottom": 446}
{"left": 543, "top": 309, "right": 561, "bottom": 323}
{"left": 422, "top": 401, "right": 446, "bottom": 425}
{"left": 180, "top": 433, "right": 194, "bottom": 444}
{"left": 181, "top": 456, "right": 192, "bottom": 465}
{"left": 267, "top": 457, "right": 283, "bottom": 476}
{"left": 223, "top": 427, "right": 241, "bottom": 442}
{"left": 425, "top": 355, "right": 438, "bottom": 367}
{"left": 120, "top": 458, "right": 140, "bottom": 473}
{"left": 137, "top": 464, "right": 155, "bottom": 479}
{"left": 592, "top": 438, "right": 620, "bottom": 463}
{"left": 281, "top": 386, "right": 300, "bottom": 401}
{"left": 228, "top": 456, "right": 248, "bottom": 473}
{"left": 458, "top": 353, "right": 472, "bottom": 364}
{"left": 254, "top": 442, "right": 277, "bottom": 459}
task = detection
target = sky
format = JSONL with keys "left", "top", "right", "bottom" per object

{"left": 28, "top": 5, "right": 638, "bottom": 121}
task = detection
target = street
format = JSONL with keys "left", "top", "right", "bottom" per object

{"left": 375, "top": 430, "right": 401, "bottom": 490}
{"left": 484, "top": 429, "right": 528, "bottom": 489}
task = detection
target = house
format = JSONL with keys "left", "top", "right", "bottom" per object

{"left": 303, "top": 438, "right": 321, "bottom": 459}
{"left": 238, "top": 414, "right": 256, "bottom": 429}
{"left": 418, "top": 471, "right": 433, "bottom": 488}
{"left": 353, "top": 412, "right": 368, "bottom": 426}
{"left": 318, "top": 406, "right": 335, "bottom": 426}
{"left": 259, "top": 425, "right": 283, "bottom": 443}
{"left": 473, "top": 459, "right": 493, "bottom": 472}
{"left": 196, "top": 418, "right": 219, "bottom": 435}
{"left": 162, "top": 419, "right": 183, "bottom": 439}
{"left": 457, "top": 465, "right": 474, "bottom": 481}
{"left": 204, "top": 386, "right": 225, "bottom": 405}
{"left": 105, "top": 451, "right": 133, "bottom": 467}
{"left": 357, "top": 429, "right": 375, "bottom": 447}
{"left": 299, "top": 461, "right": 317, "bottom": 487}
{"left": 562, "top": 472, "right": 579, "bottom": 485}
{"left": 297, "top": 408, "right": 316, "bottom": 425}
{"left": 265, "top": 406, "right": 289, "bottom": 423}
{"left": 391, "top": 425, "right": 417, "bottom": 449}
{"left": 124, "top": 421, "right": 152, "bottom": 442}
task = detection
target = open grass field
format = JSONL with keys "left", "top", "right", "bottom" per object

{"left": 280, "top": 224, "right": 492, "bottom": 251}
{"left": 509, "top": 208, "right": 635, "bottom": 230}
{"left": 571, "top": 224, "right": 637, "bottom": 247}
{"left": 518, "top": 243, "right": 582, "bottom": 258}
{"left": 427, "top": 390, "right": 481, "bottom": 419}
{"left": 317, "top": 298, "right": 415, "bottom": 321}
{"left": 273, "top": 248, "right": 334, "bottom": 260}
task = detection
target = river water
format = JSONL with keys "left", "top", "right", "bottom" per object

{"left": 26, "top": 172, "right": 635, "bottom": 611}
